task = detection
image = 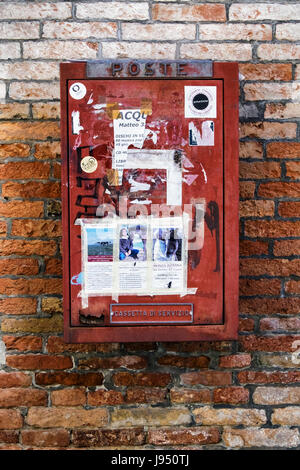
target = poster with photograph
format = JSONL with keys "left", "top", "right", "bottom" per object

{"left": 118, "top": 223, "right": 148, "bottom": 292}
{"left": 85, "top": 226, "right": 114, "bottom": 293}
{"left": 152, "top": 225, "right": 185, "bottom": 292}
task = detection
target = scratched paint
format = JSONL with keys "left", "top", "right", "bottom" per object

{"left": 66, "top": 78, "right": 224, "bottom": 326}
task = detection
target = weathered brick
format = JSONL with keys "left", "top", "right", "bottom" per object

{"left": 24, "top": 40, "right": 97, "bottom": 60}
{"left": 152, "top": 4, "right": 226, "bottom": 21}
{"left": 239, "top": 200, "right": 274, "bottom": 218}
{"left": 258, "top": 44, "right": 300, "bottom": 60}
{"left": 21, "top": 429, "right": 70, "bottom": 448}
{"left": 267, "top": 142, "right": 300, "bottom": 159}
{"left": 286, "top": 280, "right": 300, "bottom": 295}
{"left": 199, "top": 23, "right": 271, "bottom": 41}
{"left": 244, "top": 220, "right": 300, "bottom": 238}
{"left": 0, "top": 410, "right": 23, "bottom": 429}
{"left": 243, "top": 259, "right": 300, "bottom": 277}
{"left": 240, "top": 122, "right": 296, "bottom": 140}
{"left": 6, "top": 354, "right": 72, "bottom": 371}
{"left": 238, "top": 371, "right": 300, "bottom": 385}
{"left": 0, "top": 201, "right": 44, "bottom": 218}
{"left": 0, "top": 3, "right": 72, "bottom": 20}
{"left": 163, "top": 341, "right": 231, "bottom": 353}
{"left": 45, "top": 258, "right": 62, "bottom": 275}
{"left": 35, "top": 142, "right": 61, "bottom": 160}
{"left": 274, "top": 240, "right": 300, "bottom": 256}
{"left": 0, "top": 240, "right": 57, "bottom": 256}
{"left": 285, "top": 162, "right": 300, "bottom": 180}
{"left": 239, "top": 63, "right": 292, "bottom": 81}
{"left": 78, "top": 355, "right": 147, "bottom": 370}
{"left": 32, "top": 102, "right": 60, "bottom": 120}
{"left": 181, "top": 43, "right": 252, "bottom": 61}
{"left": 181, "top": 371, "right": 232, "bottom": 386}
{"left": 170, "top": 388, "right": 211, "bottom": 404}
{"left": 244, "top": 83, "right": 300, "bottom": 102}
{"left": 125, "top": 388, "right": 167, "bottom": 404}
{"left": 2, "top": 181, "right": 60, "bottom": 199}
{"left": 240, "top": 279, "right": 281, "bottom": 297}
{"left": 9, "top": 82, "right": 60, "bottom": 101}
{"left": 46, "top": 336, "right": 118, "bottom": 353}
{"left": 1, "top": 314, "right": 63, "bottom": 334}
{"left": 278, "top": 201, "right": 300, "bottom": 218}
{"left": 0, "top": 161, "right": 50, "bottom": 180}
{"left": 3, "top": 335, "right": 42, "bottom": 351}
{"left": 88, "top": 390, "right": 124, "bottom": 406}
{"left": 113, "top": 372, "right": 171, "bottom": 387}
{"left": 259, "top": 182, "right": 300, "bottom": 198}
{"left": 102, "top": 42, "right": 176, "bottom": 60}
{"left": 239, "top": 141, "right": 263, "bottom": 159}
{"left": 272, "top": 407, "right": 300, "bottom": 426}
{"left": 240, "top": 336, "right": 300, "bottom": 353}
{"left": 0, "top": 258, "right": 39, "bottom": 276}
{"left": 0, "top": 21, "right": 39, "bottom": 39}
{"left": 0, "top": 278, "right": 62, "bottom": 296}
{"left": 0, "top": 43, "right": 20, "bottom": 59}
{"left": 0, "top": 121, "right": 60, "bottom": 141}
{"left": 240, "top": 298, "right": 300, "bottom": 316}
{"left": 260, "top": 317, "right": 300, "bottom": 332}
{"left": 111, "top": 408, "right": 191, "bottom": 427}
{"left": 51, "top": 388, "right": 86, "bottom": 406}
{"left": 35, "top": 372, "right": 103, "bottom": 387}
{"left": 26, "top": 407, "right": 108, "bottom": 428}
{"left": 0, "top": 430, "right": 19, "bottom": 444}
{"left": 223, "top": 427, "right": 300, "bottom": 449}
{"left": 265, "top": 103, "right": 300, "bottom": 120}
{"left": 0, "top": 371, "right": 31, "bottom": 388}
{"left": 0, "top": 103, "right": 29, "bottom": 119}
{"left": 230, "top": 3, "right": 300, "bottom": 21}
{"left": 52, "top": 162, "right": 61, "bottom": 179}
{"left": 240, "top": 182, "right": 256, "bottom": 199}
{"left": 253, "top": 387, "right": 300, "bottom": 405}
{"left": 0, "top": 62, "right": 59, "bottom": 80}
{"left": 219, "top": 354, "right": 252, "bottom": 369}
{"left": 213, "top": 387, "right": 249, "bottom": 404}
{"left": 0, "top": 298, "right": 37, "bottom": 315}
{"left": 156, "top": 355, "right": 210, "bottom": 369}
{"left": 239, "top": 240, "right": 269, "bottom": 256}
{"left": 122, "top": 23, "right": 195, "bottom": 40}
{"left": 0, "top": 388, "right": 47, "bottom": 407}
{"left": 43, "top": 21, "right": 117, "bottom": 39}
{"left": 193, "top": 406, "right": 266, "bottom": 426}
{"left": 11, "top": 220, "right": 61, "bottom": 238}
{"left": 72, "top": 429, "right": 146, "bottom": 447}
{"left": 239, "top": 318, "right": 255, "bottom": 332}
{"left": 260, "top": 354, "right": 300, "bottom": 369}
{"left": 148, "top": 427, "right": 220, "bottom": 446}
{"left": 0, "top": 143, "right": 30, "bottom": 158}
{"left": 76, "top": 2, "right": 149, "bottom": 20}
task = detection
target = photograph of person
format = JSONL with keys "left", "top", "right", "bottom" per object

{"left": 153, "top": 228, "right": 182, "bottom": 262}
{"left": 119, "top": 225, "right": 147, "bottom": 261}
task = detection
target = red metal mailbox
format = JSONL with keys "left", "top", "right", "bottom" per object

{"left": 60, "top": 60, "right": 239, "bottom": 343}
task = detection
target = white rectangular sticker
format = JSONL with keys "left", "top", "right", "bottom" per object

{"left": 185, "top": 86, "right": 217, "bottom": 119}
{"left": 189, "top": 121, "right": 214, "bottom": 146}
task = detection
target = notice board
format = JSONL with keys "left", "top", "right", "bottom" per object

{"left": 60, "top": 60, "right": 239, "bottom": 343}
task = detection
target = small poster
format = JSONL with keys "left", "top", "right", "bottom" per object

{"left": 185, "top": 86, "right": 217, "bottom": 118}
{"left": 189, "top": 121, "right": 214, "bottom": 146}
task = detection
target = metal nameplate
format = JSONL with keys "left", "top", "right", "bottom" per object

{"left": 110, "top": 303, "right": 194, "bottom": 325}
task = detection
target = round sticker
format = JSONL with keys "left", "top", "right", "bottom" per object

{"left": 69, "top": 82, "right": 86, "bottom": 100}
{"left": 192, "top": 93, "right": 209, "bottom": 111}
{"left": 80, "top": 156, "right": 98, "bottom": 173}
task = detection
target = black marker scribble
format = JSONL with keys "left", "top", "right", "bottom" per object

{"left": 204, "top": 201, "right": 220, "bottom": 272}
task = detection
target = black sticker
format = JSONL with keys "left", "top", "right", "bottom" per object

{"left": 192, "top": 93, "right": 209, "bottom": 111}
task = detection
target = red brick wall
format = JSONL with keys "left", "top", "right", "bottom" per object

{"left": 0, "top": 1, "right": 299, "bottom": 450}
